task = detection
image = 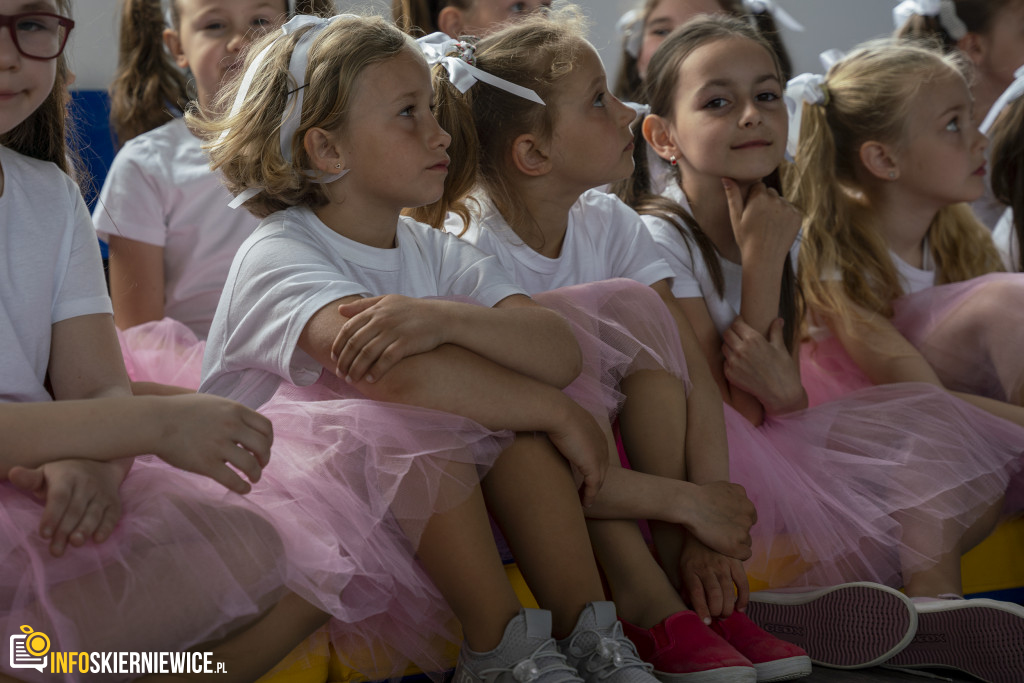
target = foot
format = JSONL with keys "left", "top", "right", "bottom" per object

{"left": 559, "top": 602, "right": 659, "bottom": 683}
{"left": 455, "top": 608, "right": 583, "bottom": 683}
{"left": 744, "top": 582, "right": 916, "bottom": 669}
{"left": 884, "top": 596, "right": 1024, "bottom": 683}
{"left": 710, "top": 611, "right": 811, "bottom": 682}
{"left": 620, "top": 609, "right": 757, "bottom": 682}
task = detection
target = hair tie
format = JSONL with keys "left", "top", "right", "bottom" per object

{"left": 980, "top": 64, "right": 1024, "bottom": 135}
{"left": 784, "top": 72, "right": 827, "bottom": 159}
{"left": 742, "top": 0, "right": 805, "bottom": 32}
{"left": 161, "top": 0, "right": 297, "bottom": 28}
{"left": 892, "top": 0, "right": 967, "bottom": 40}
{"left": 616, "top": 8, "right": 644, "bottom": 59}
{"left": 417, "top": 32, "right": 545, "bottom": 105}
{"left": 223, "top": 14, "right": 358, "bottom": 210}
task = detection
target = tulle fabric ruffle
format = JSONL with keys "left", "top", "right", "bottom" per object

{"left": 729, "top": 382, "right": 1024, "bottom": 590}
{"left": 801, "top": 272, "right": 1024, "bottom": 406}
{"left": 534, "top": 278, "right": 690, "bottom": 422}
{"left": 117, "top": 317, "right": 205, "bottom": 389}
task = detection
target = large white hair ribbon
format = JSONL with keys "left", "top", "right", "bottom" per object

{"left": 892, "top": 0, "right": 967, "bottom": 40}
{"left": 417, "top": 32, "right": 545, "bottom": 105}
{"left": 616, "top": 8, "right": 644, "bottom": 59}
{"left": 784, "top": 72, "right": 827, "bottom": 159}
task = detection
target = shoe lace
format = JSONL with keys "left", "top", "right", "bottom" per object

{"left": 480, "top": 638, "right": 583, "bottom": 683}
{"left": 566, "top": 622, "right": 653, "bottom": 680}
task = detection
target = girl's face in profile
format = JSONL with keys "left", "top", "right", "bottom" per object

{"left": 659, "top": 35, "right": 786, "bottom": 183}
{"left": 636, "top": 0, "right": 724, "bottom": 79}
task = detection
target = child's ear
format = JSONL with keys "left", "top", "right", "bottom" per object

{"left": 642, "top": 114, "right": 678, "bottom": 163}
{"left": 304, "top": 127, "right": 346, "bottom": 174}
{"left": 437, "top": 6, "right": 465, "bottom": 38}
{"left": 511, "top": 133, "right": 552, "bottom": 177}
{"left": 956, "top": 31, "right": 986, "bottom": 68}
{"left": 163, "top": 28, "right": 188, "bottom": 70}
{"left": 858, "top": 140, "right": 900, "bottom": 181}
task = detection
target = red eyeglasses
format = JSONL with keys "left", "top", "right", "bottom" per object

{"left": 0, "top": 13, "right": 74, "bottom": 60}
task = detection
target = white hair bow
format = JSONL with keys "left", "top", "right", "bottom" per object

{"left": 224, "top": 14, "right": 354, "bottom": 210}
{"left": 617, "top": 8, "right": 644, "bottom": 59}
{"left": 892, "top": 0, "right": 967, "bottom": 40}
{"left": 784, "top": 72, "right": 827, "bottom": 159}
{"left": 980, "top": 64, "right": 1024, "bottom": 135}
{"left": 417, "top": 32, "right": 545, "bottom": 105}
{"left": 742, "top": 0, "right": 804, "bottom": 32}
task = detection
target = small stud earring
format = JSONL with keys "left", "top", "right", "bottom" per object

{"left": 670, "top": 156, "right": 678, "bottom": 166}
{"left": 335, "top": 163, "right": 342, "bottom": 169}
{"left": 888, "top": 171, "right": 896, "bottom": 179}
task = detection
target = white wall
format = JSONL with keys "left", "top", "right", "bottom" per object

{"left": 68, "top": 0, "right": 899, "bottom": 92}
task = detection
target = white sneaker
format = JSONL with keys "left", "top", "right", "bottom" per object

{"left": 884, "top": 597, "right": 1024, "bottom": 683}
{"left": 455, "top": 608, "right": 585, "bottom": 683}
{"left": 558, "top": 602, "right": 658, "bottom": 683}
{"left": 745, "top": 582, "right": 917, "bottom": 669}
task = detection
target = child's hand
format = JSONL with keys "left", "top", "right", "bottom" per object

{"left": 334, "top": 296, "right": 449, "bottom": 384}
{"left": 687, "top": 480, "right": 756, "bottom": 560}
{"left": 678, "top": 534, "right": 750, "bottom": 623}
{"left": 157, "top": 394, "right": 273, "bottom": 494}
{"left": 8, "top": 460, "right": 125, "bottom": 557}
{"left": 723, "top": 317, "right": 808, "bottom": 415}
{"left": 722, "top": 178, "right": 802, "bottom": 264}
{"left": 545, "top": 401, "right": 609, "bottom": 508}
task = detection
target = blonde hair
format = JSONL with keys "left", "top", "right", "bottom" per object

{"left": 788, "top": 39, "right": 1003, "bottom": 326}
{"left": 612, "top": 0, "right": 793, "bottom": 101}
{"left": 990, "top": 97, "right": 1024, "bottom": 271}
{"left": 409, "top": 6, "right": 587, "bottom": 235}
{"left": 393, "top": 0, "right": 473, "bottom": 37}
{"left": 188, "top": 15, "right": 416, "bottom": 218}
{"left": 109, "top": 0, "right": 335, "bottom": 146}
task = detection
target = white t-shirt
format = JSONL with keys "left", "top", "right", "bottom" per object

{"left": 93, "top": 119, "right": 259, "bottom": 339}
{"left": 890, "top": 244, "right": 936, "bottom": 295}
{"left": 641, "top": 185, "right": 800, "bottom": 336}
{"left": 0, "top": 146, "right": 112, "bottom": 403}
{"left": 200, "top": 206, "right": 526, "bottom": 408}
{"left": 993, "top": 208, "right": 1020, "bottom": 272}
{"left": 451, "top": 188, "right": 675, "bottom": 295}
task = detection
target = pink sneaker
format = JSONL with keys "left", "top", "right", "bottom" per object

{"left": 620, "top": 610, "right": 757, "bottom": 682}
{"left": 710, "top": 611, "right": 811, "bottom": 682}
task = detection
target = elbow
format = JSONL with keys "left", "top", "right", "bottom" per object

{"left": 550, "top": 316, "right": 583, "bottom": 389}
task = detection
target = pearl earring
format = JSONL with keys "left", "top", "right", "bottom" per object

{"left": 335, "top": 163, "right": 342, "bottom": 169}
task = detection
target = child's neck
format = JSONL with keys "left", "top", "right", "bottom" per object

{"left": 680, "top": 173, "right": 745, "bottom": 263}
{"left": 314, "top": 192, "right": 400, "bottom": 249}
{"left": 865, "top": 185, "right": 937, "bottom": 269}
{"left": 502, "top": 177, "right": 580, "bottom": 259}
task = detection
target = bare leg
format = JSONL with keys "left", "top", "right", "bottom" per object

{"left": 482, "top": 433, "right": 606, "bottom": 639}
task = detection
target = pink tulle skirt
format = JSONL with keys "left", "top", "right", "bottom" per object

{"left": 729, "top": 382, "right": 1024, "bottom": 590}
{"left": 117, "top": 317, "right": 206, "bottom": 390}
{"left": 801, "top": 272, "right": 1024, "bottom": 406}
{"left": 534, "top": 278, "right": 690, "bottom": 421}
{"left": 3, "top": 373, "right": 511, "bottom": 682}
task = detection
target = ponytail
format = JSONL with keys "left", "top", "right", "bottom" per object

{"left": 108, "top": 0, "right": 189, "bottom": 146}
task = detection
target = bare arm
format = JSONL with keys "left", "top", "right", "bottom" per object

{"left": 332, "top": 293, "right": 581, "bottom": 388}
{"left": 106, "top": 235, "right": 165, "bottom": 329}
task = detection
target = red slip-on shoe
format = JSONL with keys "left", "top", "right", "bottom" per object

{"left": 620, "top": 610, "right": 757, "bottom": 683}
{"left": 710, "top": 611, "right": 811, "bottom": 682}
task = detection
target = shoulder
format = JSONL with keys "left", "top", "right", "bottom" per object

{"left": 1, "top": 146, "right": 79, "bottom": 203}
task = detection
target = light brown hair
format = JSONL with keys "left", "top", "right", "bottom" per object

{"left": 990, "top": 96, "right": 1024, "bottom": 270}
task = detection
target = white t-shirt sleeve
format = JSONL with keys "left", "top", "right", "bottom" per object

{"left": 92, "top": 136, "right": 167, "bottom": 246}
{"left": 600, "top": 194, "right": 676, "bottom": 286}
{"left": 56, "top": 180, "right": 113, "bottom": 322}
{"left": 641, "top": 213, "right": 705, "bottom": 299}
{"left": 992, "top": 208, "right": 1020, "bottom": 272}
{"left": 435, "top": 228, "right": 526, "bottom": 305}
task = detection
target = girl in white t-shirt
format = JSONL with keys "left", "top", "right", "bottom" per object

{"left": 93, "top": 0, "right": 333, "bottom": 390}
{"left": 190, "top": 14, "right": 662, "bottom": 682}
{"left": 416, "top": 12, "right": 818, "bottom": 683}
{"left": 0, "top": 3, "right": 376, "bottom": 681}
{"left": 622, "top": 15, "right": 1024, "bottom": 680}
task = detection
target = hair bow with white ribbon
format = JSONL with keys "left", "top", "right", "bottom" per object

{"left": 742, "top": 0, "right": 804, "bottom": 32}
{"left": 892, "top": 0, "right": 967, "bottom": 40}
{"left": 980, "top": 64, "right": 1024, "bottom": 135}
{"left": 784, "top": 72, "right": 827, "bottom": 158}
{"left": 417, "top": 32, "right": 545, "bottom": 105}
{"left": 616, "top": 8, "right": 644, "bottom": 59}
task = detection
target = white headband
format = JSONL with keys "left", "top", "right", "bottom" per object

{"left": 892, "top": 0, "right": 967, "bottom": 40}
{"left": 784, "top": 72, "right": 827, "bottom": 159}
{"left": 224, "top": 14, "right": 355, "bottom": 210}
{"left": 980, "top": 64, "right": 1024, "bottom": 135}
{"left": 742, "top": 0, "right": 804, "bottom": 32}
{"left": 161, "top": 0, "right": 297, "bottom": 28}
{"left": 617, "top": 8, "right": 644, "bottom": 59}
{"left": 417, "top": 33, "right": 545, "bottom": 106}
